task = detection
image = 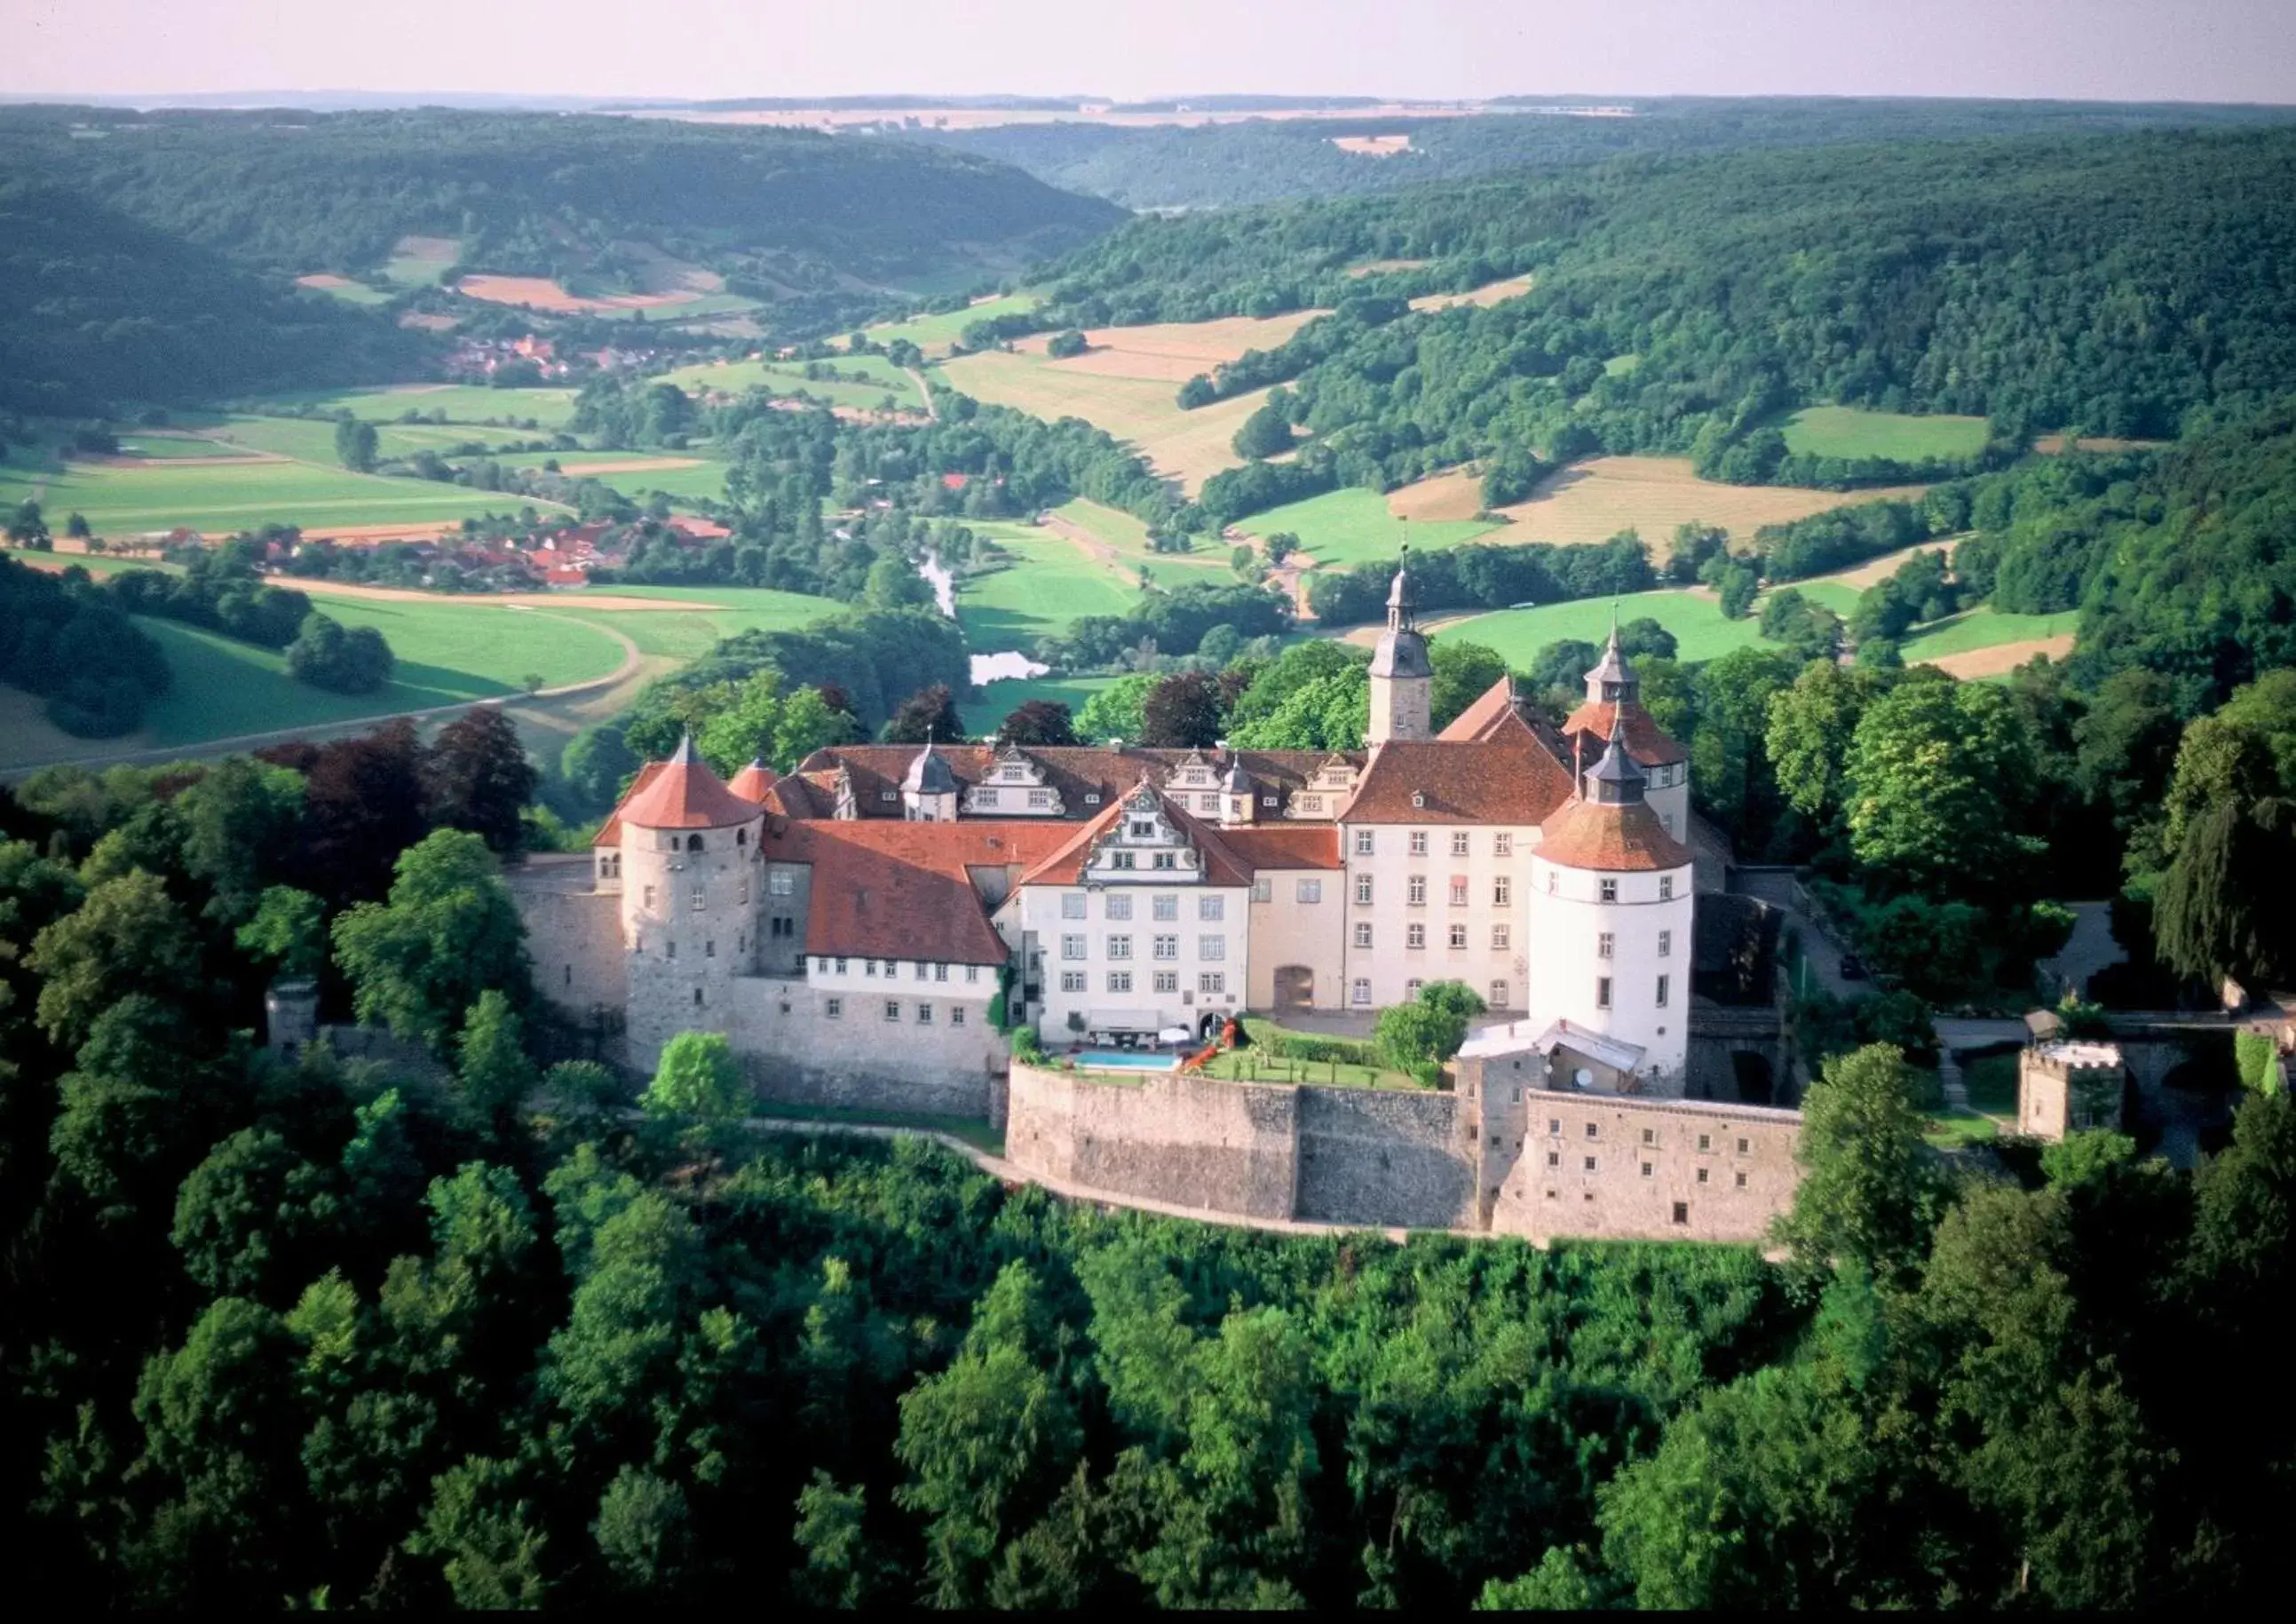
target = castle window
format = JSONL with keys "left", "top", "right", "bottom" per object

{"left": 1353, "top": 828, "right": 1374, "bottom": 855}
{"left": 644, "top": 885, "right": 657, "bottom": 908}
{"left": 1448, "top": 925, "right": 1467, "bottom": 949}
{"left": 1493, "top": 876, "right": 1511, "bottom": 906}
{"left": 738, "top": 883, "right": 749, "bottom": 905}
{"left": 1198, "top": 972, "right": 1225, "bottom": 994}
{"left": 1598, "top": 932, "right": 1614, "bottom": 959}
{"left": 1084, "top": 793, "right": 1101, "bottom": 805}
{"left": 1658, "top": 930, "right": 1671, "bottom": 958}
{"left": 1296, "top": 879, "right": 1322, "bottom": 903}
{"left": 1697, "top": 1167, "right": 1709, "bottom": 1184}
{"left": 1659, "top": 875, "right": 1674, "bottom": 900}
{"left": 1451, "top": 831, "right": 1470, "bottom": 857}
{"left": 1106, "top": 893, "right": 1133, "bottom": 920}
{"left": 1584, "top": 1156, "right": 1597, "bottom": 1172}
{"left": 1112, "top": 852, "right": 1136, "bottom": 870}
{"left": 564, "top": 964, "right": 573, "bottom": 987}
{"left": 1062, "top": 892, "right": 1087, "bottom": 919}
{"left": 1492, "top": 924, "right": 1511, "bottom": 950}
{"left": 1061, "top": 971, "right": 1086, "bottom": 993}
{"left": 1656, "top": 975, "right": 1669, "bottom": 1008}
{"left": 1303, "top": 796, "right": 1324, "bottom": 813}
{"left": 1548, "top": 872, "right": 1557, "bottom": 895}
{"left": 835, "top": 957, "right": 847, "bottom": 975}
{"left": 1198, "top": 895, "right": 1223, "bottom": 922}
{"left": 883, "top": 1001, "right": 900, "bottom": 1022}
{"left": 1595, "top": 977, "right": 1611, "bottom": 1010}
{"left": 693, "top": 987, "right": 703, "bottom": 1006}
{"left": 917, "top": 1003, "right": 933, "bottom": 1024}
{"left": 865, "top": 959, "right": 877, "bottom": 978}
{"left": 1129, "top": 820, "right": 1155, "bottom": 838}
{"left": 976, "top": 789, "right": 1000, "bottom": 808}
{"left": 690, "top": 888, "right": 706, "bottom": 911}
{"left": 1697, "top": 1133, "right": 1712, "bottom": 1152}
{"left": 665, "top": 940, "right": 677, "bottom": 960}
{"left": 770, "top": 870, "right": 795, "bottom": 897}
{"left": 1547, "top": 1151, "right": 1560, "bottom": 1168}
{"left": 687, "top": 834, "right": 704, "bottom": 852}
{"left": 1262, "top": 795, "right": 1278, "bottom": 807}
{"left": 935, "top": 963, "right": 949, "bottom": 982}
{"left": 1152, "top": 852, "right": 1176, "bottom": 870}
{"left": 1548, "top": 1119, "right": 1562, "bottom": 1136}
{"left": 965, "top": 965, "right": 980, "bottom": 983}
{"left": 1152, "top": 935, "right": 1178, "bottom": 961}
{"left": 1154, "top": 971, "right": 1177, "bottom": 994}
{"left": 1490, "top": 979, "right": 1508, "bottom": 1007}
{"left": 1585, "top": 1121, "right": 1599, "bottom": 1138}
{"left": 1736, "top": 1170, "right": 1748, "bottom": 1189}
{"left": 705, "top": 940, "right": 716, "bottom": 958}
{"left": 1406, "top": 924, "right": 1427, "bottom": 950}
{"left": 1107, "top": 935, "right": 1132, "bottom": 960}
{"left": 1061, "top": 935, "right": 1086, "bottom": 961}
{"left": 1199, "top": 794, "right": 1220, "bottom": 813}
{"left": 1642, "top": 1127, "right": 1656, "bottom": 1145}
{"left": 879, "top": 790, "right": 896, "bottom": 803}
{"left": 1153, "top": 895, "right": 1178, "bottom": 921}
{"left": 1252, "top": 878, "right": 1271, "bottom": 903}
{"left": 1737, "top": 1137, "right": 1749, "bottom": 1154}
{"left": 1405, "top": 978, "right": 1423, "bottom": 999}
{"left": 1355, "top": 875, "right": 1374, "bottom": 906}
{"left": 1409, "top": 831, "right": 1429, "bottom": 856}
{"left": 1351, "top": 979, "right": 1372, "bottom": 1007}
{"left": 1411, "top": 792, "right": 1426, "bottom": 809}
{"left": 1106, "top": 971, "right": 1132, "bottom": 994}
{"left": 1028, "top": 789, "right": 1051, "bottom": 809}
{"left": 1600, "top": 879, "right": 1619, "bottom": 903}
{"left": 951, "top": 1007, "right": 967, "bottom": 1026}
{"left": 1641, "top": 1161, "right": 1654, "bottom": 1177}
{"left": 1448, "top": 877, "right": 1468, "bottom": 907}
{"left": 1354, "top": 923, "right": 1374, "bottom": 948}
{"left": 1672, "top": 1202, "right": 1689, "bottom": 1225}
{"left": 1199, "top": 936, "right": 1224, "bottom": 962}
{"left": 1493, "top": 833, "right": 1512, "bottom": 857}
{"left": 737, "top": 828, "right": 747, "bottom": 846}
{"left": 1407, "top": 875, "right": 1427, "bottom": 906}
{"left": 914, "top": 961, "right": 929, "bottom": 981}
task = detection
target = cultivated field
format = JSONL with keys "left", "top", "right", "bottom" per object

{"left": 195, "top": 413, "right": 547, "bottom": 462}
{"left": 449, "top": 274, "right": 756, "bottom": 320}
{"left": 0, "top": 449, "right": 554, "bottom": 538}
{"left": 1899, "top": 607, "right": 2080, "bottom": 673}
{"left": 1332, "top": 134, "right": 1413, "bottom": 156}
{"left": 863, "top": 292, "right": 1045, "bottom": 358}
{"left": 1410, "top": 274, "right": 1536, "bottom": 312}
{"left": 384, "top": 236, "right": 459, "bottom": 287}
{"left": 1007, "top": 311, "right": 1329, "bottom": 382}
{"left": 1236, "top": 487, "right": 1500, "bottom": 570}
{"left": 1347, "top": 257, "right": 1433, "bottom": 276}
{"left": 1781, "top": 406, "right": 1990, "bottom": 462}
{"left": 294, "top": 273, "right": 392, "bottom": 306}
{"left": 659, "top": 353, "right": 930, "bottom": 413}
{"left": 243, "top": 384, "right": 582, "bottom": 430}
{"left": 1490, "top": 456, "right": 1928, "bottom": 548}
{"left": 939, "top": 350, "right": 1273, "bottom": 494}
{"left": 956, "top": 526, "right": 1144, "bottom": 652}
{"left": 1047, "top": 497, "right": 1231, "bottom": 580}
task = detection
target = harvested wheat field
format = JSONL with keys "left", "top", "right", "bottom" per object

{"left": 295, "top": 273, "right": 360, "bottom": 290}
{"left": 1386, "top": 467, "right": 1487, "bottom": 522}
{"left": 534, "top": 457, "right": 706, "bottom": 476}
{"left": 2033, "top": 433, "right": 2169, "bottom": 456}
{"left": 1492, "top": 456, "right": 1928, "bottom": 547}
{"left": 1011, "top": 311, "right": 1329, "bottom": 382}
{"left": 455, "top": 274, "right": 701, "bottom": 314}
{"left": 1920, "top": 636, "right": 2076, "bottom": 678}
{"left": 1411, "top": 275, "right": 1535, "bottom": 312}
{"left": 1347, "top": 257, "right": 1432, "bottom": 277}
{"left": 1333, "top": 134, "right": 1412, "bottom": 155}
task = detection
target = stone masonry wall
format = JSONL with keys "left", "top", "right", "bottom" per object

{"left": 726, "top": 978, "right": 1002, "bottom": 1119}
{"left": 1294, "top": 1088, "right": 1476, "bottom": 1228}
{"left": 1006, "top": 1065, "right": 1300, "bottom": 1220}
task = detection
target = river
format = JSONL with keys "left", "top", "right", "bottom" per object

{"left": 918, "top": 551, "right": 1049, "bottom": 687}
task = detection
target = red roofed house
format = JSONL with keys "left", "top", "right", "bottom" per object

{"left": 511, "top": 557, "right": 1718, "bottom": 1105}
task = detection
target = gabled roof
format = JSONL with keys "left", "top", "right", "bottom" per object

{"left": 1533, "top": 797, "right": 1693, "bottom": 873}
{"left": 1563, "top": 701, "right": 1686, "bottom": 767}
{"left": 727, "top": 759, "right": 778, "bottom": 803}
{"left": 760, "top": 819, "right": 1073, "bottom": 965}
{"left": 788, "top": 743, "right": 1357, "bottom": 821}
{"left": 1220, "top": 825, "right": 1344, "bottom": 870}
{"left": 1011, "top": 785, "right": 1258, "bottom": 889}
{"left": 594, "top": 761, "right": 666, "bottom": 848}
{"left": 1338, "top": 737, "right": 1576, "bottom": 826}
{"left": 614, "top": 736, "right": 765, "bottom": 831}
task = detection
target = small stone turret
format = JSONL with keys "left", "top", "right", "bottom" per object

{"left": 1367, "top": 544, "right": 1432, "bottom": 744}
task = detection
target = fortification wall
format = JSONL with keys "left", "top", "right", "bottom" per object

{"left": 725, "top": 978, "right": 1003, "bottom": 1119}
{"left": 1294, "top": 1087, "right": 1475, "bottom": 1228}
{"left": 1006, "top": 1065, "right": 1301, "bottom": 1220}
{"left": 513, "top": 882, "right": 628, "bottom": 1016}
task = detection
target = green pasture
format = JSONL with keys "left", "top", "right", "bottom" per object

{"left": 1603, "top": 353, "right": 1642, "bottom": 377}
{"left": 864, "top": 292, "right": 1043, "bottom": 355}
{"left": 1238, "top": 487, "right": 1500, "bottom": 571}
{"left": 1789, "top": 582, "right": 1865, "bottom": 617}
{"left": 384, "top": 241, "right": 458, "bottom": 286}
{"left": 197, "top": 414, "right": 549, "bottom": 463}
{"left": 1781, "top": 406, "right": 1990, "bottom": 462}
{"left": 1899, "top": 606, "right": 2081, "bottom": 659}
{"left": 1434, "top": 589, "right": 1771, "bottom": 667}
{"left": 241, "top": 384, "right": 581, "bottom": 430}
{"left": 299, "top": 281, "right": 392, "bottom": 308}
{"left": 0, "top": 453, "right": 551, "bottom": 536}
{"left": 464, "top": 453, "right": 732, "bottom": 503}
{"left": 546, "top": 583, "right": 843, "bottom": 661}
{"left": 1052, "top": 498, "right": 1230, "bottom": 579}
{"left": 959, "top": 672, "right": 1125, "bottom": 741}
{"left": 111, "top": 432, "right": 252, "bottom": 459}
{"left": 131, "top": 603, "right": 623, "bottom": 748}
{"left": 957, "top": 528, "right": 1143, "bottom": 651}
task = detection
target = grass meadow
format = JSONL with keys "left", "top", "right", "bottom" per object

{"left": 0, "top": 449, "right": 550, "bottom": 536}
{"left": 542, "top": 584, "right": 845, "bottom": 661}
{"left": 938, "top": 349, "right": 1271, "bottom": 495}
{"left": 957, "top": 527, "right": 1144, "bottom": 651}
{"left": 957, "top": 672, "right": 1127, "bottom": 740}
{"left": 1236, "top": 487, "right": 1500, "bottom": 570}
{"left": 241, "top": 384, "right": 581, "bottom": 430}
{"left": 1781, "top": 406, "right": 1991, "bottom": 462}
{"left": 864, "top": 292, "right": 1045, "bottom": 357}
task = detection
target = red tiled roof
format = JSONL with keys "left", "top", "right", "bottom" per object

{"left": 1534, "top": 797, "right": 1693, "bottom": 873}
{"left": 1220, "top": 825, "right": 1344, "bottom": 870}
{"left": 614, "top": 738, "right": 763, "bottom": 830}
{"left": 789, "top": 743, "right": 1352, "bottom": 822}
{"left": 726, "top": 760, "right": 778, "bottom": 803}
{"left": 1339, "top": 739, "right": 1576, "bottom": 826}
{"left": 1563, "top": 701, "right": 1686, "bottom": 766}
{"left": 594, "top": 760, "right": 665, "bottom": 848}
{"left": 1437, "top": 675, "right": 1519, "bottom": 742}
{"left": 764, "top": 819, "right": 1073, "bottom": 964}
{"left": 1011, "top": 787, "right": 1258, "bottom": 889}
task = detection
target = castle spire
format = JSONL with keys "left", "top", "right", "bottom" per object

{"left": 1385, "top": 541, "right": 1416, "bottom": 634}
{"left": 1583, "top": 606, "right": 1637, "bottom": 706}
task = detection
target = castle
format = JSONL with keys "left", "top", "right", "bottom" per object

{"left": 511, "top": 561, "right": 1799, "bottom": 1240}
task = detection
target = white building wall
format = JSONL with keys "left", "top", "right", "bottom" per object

{"left": 1523, "top": 852, "right": 1695, "bottom": 1087}
{"left": 1245, "top": 869, "right": 1346, "bottom": 1011}
{"left": 1336, "top": 822, "right": 1539, "bottom": 1016}
{"left": 1017, "top": 882, "right": 1247, "bottom": 1042}
{"left": 1643, "top": 764, "right": 1690, "bottom": 845}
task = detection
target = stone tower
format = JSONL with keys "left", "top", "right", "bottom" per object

{"left": 615, "top": 734, "right": 767, "bottom": 1069}
{"left": 1367, "top": 546, "right": 1432, "bottom": 745}
{"left": 1524, "top": 725, "right": 1697, "bottom": 1089}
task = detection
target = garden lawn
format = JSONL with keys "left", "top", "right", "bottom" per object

{"left": 958, "top": 527, "right": 1144, "bottom": 651}
{"left": 1238, "top": 487, "right": 1500, "bottom": 571}
{"left": 1781, "top": 406, "right": 1990, "bottom": 462}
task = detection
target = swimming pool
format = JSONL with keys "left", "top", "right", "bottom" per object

{"left": 1074, "top": 1050, "right": 1181, "bottom": 1072}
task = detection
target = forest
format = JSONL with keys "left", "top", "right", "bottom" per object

{"left": 0, "top": 729, "right": 2291, "bottom": 1610}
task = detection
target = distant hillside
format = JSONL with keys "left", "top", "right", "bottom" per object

{"left": 0, "top": 107, "right": 1128, "bottom": 409}
{"left": 907, "top": 97, "right": 2296, "bottom": 210}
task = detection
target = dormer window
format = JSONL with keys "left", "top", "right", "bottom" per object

{"left": 1084, "top": 793, "right": 1102, "bottom": 805}
{"left": 1411, "top": 791, "right": 1426, "bottom": 808}
{"left": 1129, "top": 820, "right": 1156, "bottom": 838}
{"left": 879, "top": 789, "right": 896, "bottom": 803}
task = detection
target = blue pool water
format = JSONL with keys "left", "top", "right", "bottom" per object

{"left": 1075, "top": 1050, "right": 1181, "bottom": 1072}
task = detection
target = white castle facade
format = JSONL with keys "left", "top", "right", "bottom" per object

{"left": 512, "top": 563, "right": 1724, "bottom": 1114}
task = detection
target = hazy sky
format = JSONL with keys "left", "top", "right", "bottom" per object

{"left": 5, "top": 0, "right": 2294, "bottom": 104}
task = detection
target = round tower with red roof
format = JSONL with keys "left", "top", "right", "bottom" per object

{"left": 615, "top": 734, "right": 768, "bottom": 1068}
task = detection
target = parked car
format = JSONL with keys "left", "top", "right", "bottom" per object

{"left": 1838, "top": 953, "right": 1868, "bottom": 981}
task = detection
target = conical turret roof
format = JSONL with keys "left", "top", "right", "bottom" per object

{"left": 727, "top": 757, "right": 779, "bottom": 803}
{"left": 617, "top": 734, "right": 764, "bottom": 830}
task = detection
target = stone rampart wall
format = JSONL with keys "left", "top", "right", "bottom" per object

{"left": 1294, "top": 1087, "right": 1475, "bottom": 1228}
{"left": 1006, "top": 1066, "right": 1301, "bottom": 1220}
{"left": 726, "top": 978, "right": 1003, "bottom": 1119}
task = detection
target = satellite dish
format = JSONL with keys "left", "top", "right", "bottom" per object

{"left": 1573, "top": 1067, "right": 1595, "bottom": 1089}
